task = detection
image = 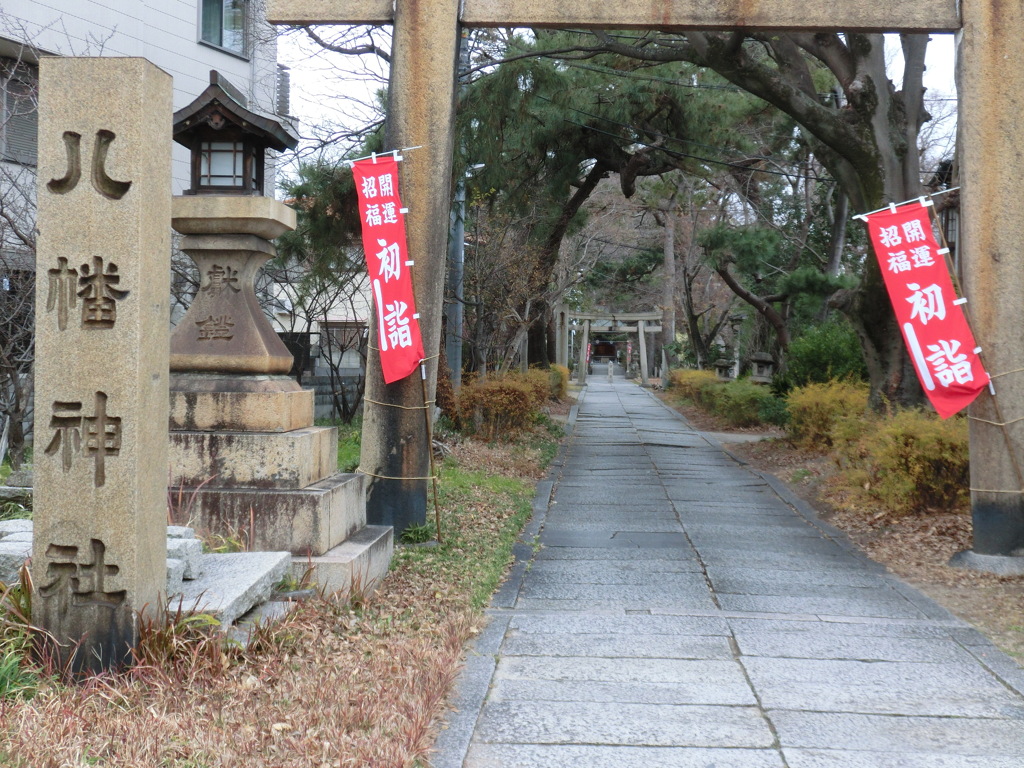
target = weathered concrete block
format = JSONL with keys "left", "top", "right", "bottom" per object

{"left": 166, "top": 558, "right": 185, "bottom": 597}
{"left": 186, "top": 472, "right": 366, "bottom": 556}
{"left": 169, "top": 426, "right": 337, "bottom": 489}
{"left": 33, "top": 57, "right": 171, "bottom": 672}
{"left": 169, "top": 388, "right": 314, "bottom": 432}
{"left": 166, "top": 525, "right": 195, "bottom": 539}
{"left": 176, "top": 551, "right": 291, "bottom": 627}
{"left": 292, "top": 524, "right": 392, "bottom": 597}
{"left": 0, "top": 540, "right": 31, "bottom": 585}
{"left": 167, "top": 536, "right": 204, "bottom": 580}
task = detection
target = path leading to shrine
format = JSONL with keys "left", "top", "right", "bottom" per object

{"left": 434, "top": 374, "right": 1024, "bottom": 767}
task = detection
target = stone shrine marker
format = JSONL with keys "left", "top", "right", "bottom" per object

{"left": 269, "top": 1, "right": 1024, "bottom": 562}
{"left": 34, "top": 58, "right": 171, "bottom": 671}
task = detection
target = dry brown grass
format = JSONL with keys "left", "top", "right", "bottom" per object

{"left": 0, "top": 436, "right": 552, "bottom": 768}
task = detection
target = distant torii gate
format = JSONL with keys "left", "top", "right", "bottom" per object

{"left": 554, "top": 308, "right": 662, "bottom": 386}
{"left": 268, "top": 0, "right": 1024, "bottom": 567}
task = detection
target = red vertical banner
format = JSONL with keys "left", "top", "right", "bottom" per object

{"left": 863, "top": 201, "right": 988, "bottom": 418}
{"left": 352, "top": 156, "right": 425, "bottom": 384}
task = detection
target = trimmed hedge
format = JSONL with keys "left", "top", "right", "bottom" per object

{"left": 668, "top": 369, "right": 786, "bottom": 428}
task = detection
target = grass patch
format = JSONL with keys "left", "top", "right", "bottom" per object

{"left": 314, "top": 415, "right": 363, "bottom": 472}
{"left": 0, "top": 422, "right": 559, "bottom": 766}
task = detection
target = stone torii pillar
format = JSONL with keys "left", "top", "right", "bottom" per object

{"left": 268, "top": 2, "right": 1024, "bottom": 556}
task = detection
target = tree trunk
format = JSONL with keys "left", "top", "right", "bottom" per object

{"left": 661, "top": 209, "right": 678, "bottom": 369}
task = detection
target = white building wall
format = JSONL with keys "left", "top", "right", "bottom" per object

{"left": 2, "top": 0, "right": 280, "bottom": 193}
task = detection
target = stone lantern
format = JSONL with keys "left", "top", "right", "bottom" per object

{"left": 169, "top": 70, "right": 298, "bottom": 379}
{"left": 166, "top": 72, "right": 393, "bottom": 595}
{"left": 173, "top": 71, "right": 291, "bottom": 196}
{"left": 714, "top": 358, "right": 735, "bottom": 381}
{"left": 750, "top": 352, "right": 776, "bottom": 384}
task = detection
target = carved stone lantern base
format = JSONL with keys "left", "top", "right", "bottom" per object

{"left": 170, "top": 196, "right": 295, "bottom": 378}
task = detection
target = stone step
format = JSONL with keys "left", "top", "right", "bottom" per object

{"left": 170, "top": 387, "right": 314, "bottom": 433}
{"left": 179, "top": 471, "right": 367, "bottom": 556}
{"left": 293, "top": 525, "right": 393, "bottom": 597}
{"left": 172, "top": 551, "right": 292, "bottom": 627}
{"left": 169, "top": 426, "right": 338, "bottom": 490}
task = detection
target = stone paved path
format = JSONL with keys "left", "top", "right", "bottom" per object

{"left": 433, "top": 377, "right": 1024, "bottom": 767}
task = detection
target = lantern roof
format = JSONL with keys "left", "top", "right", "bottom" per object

{"left": 173, "top": 70, "right": 298, "bottom": 152}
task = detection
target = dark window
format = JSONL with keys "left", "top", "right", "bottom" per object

{"left": 1, "top": 61, "right": 37, "bottom": 166}
{"left": 200, "top": 0, "right": 248, "bottom": 56}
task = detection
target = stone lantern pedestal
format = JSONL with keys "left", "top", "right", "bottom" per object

{"left": 167, "top": 195, "right": 392, "bottom": 595}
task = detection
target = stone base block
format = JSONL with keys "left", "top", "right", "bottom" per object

{"left": 167, "top": 558, "right": 186, "bottom": 596}
{"left": 0, "top": 540, "right": 31, "bottom": 585}
{"left": 292, "top": 525, "right": 393, "bottom": 597}
{"left": 948, "top": 549, "right": 1024, "bottom": 575}
{"left": 182, "top": 472, "right": 366, "bottom": 556}
{"left": 167, "top": 537, "right": 204, "bottom": 579}
{"left": 173, "top": 551, "right": 292, "bottom": 627}
{"left": 170, "top": 426, "right": 337, "bottom": 489}
{"left": 170, "top": 388, "right": 314, "bottom": 432}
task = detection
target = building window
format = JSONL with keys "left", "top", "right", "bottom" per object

{"left": 200, "top": 0, "right": 248, "bottom": 56}
{"left": 1, "top": 61, "right": 38, "bottom": 166}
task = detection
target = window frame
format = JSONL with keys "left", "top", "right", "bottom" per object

{"left": 198, "top": 0, "right": 250, "bottom": 60}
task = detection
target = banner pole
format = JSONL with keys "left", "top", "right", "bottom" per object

{"left": 421, "top": 362, "right": 443, "bottom": 543}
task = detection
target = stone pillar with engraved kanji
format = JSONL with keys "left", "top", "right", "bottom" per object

{"left": 33, "top": 58, "right": 171, "bottom": 672}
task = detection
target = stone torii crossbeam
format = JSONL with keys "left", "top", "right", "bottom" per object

{"left": 268, "top": 0, "right": 1024, "bottom": 565}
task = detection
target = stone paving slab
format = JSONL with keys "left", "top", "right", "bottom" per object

{"left": 534, "top": 545, "right": 698, "bottom": 561}
{"left": 782, "top": 749, "right": 1024, "bottom": 768}
{"left": 734, "top": 631, "right": 980, "bottom": 662}
{"left": 518, "top": 579, "right": 712, "bottom": 602}
{"left": 526, "top": 562, "right": 706, "bottom": 583}
{"left": 707, "top": 566, "right": 890, "bottom": 588}
{"left": 717, "top": 593, "right": 927, "bottom": 619}
{"left": 437, "top": 378, "right": 1024, "bottom": 768}
{"left": 462, "top": 744, "right": 784, "bottom": 768}
{"left": 506, "top": 612, "right": 732, "bottom": 636}
{"left": 743, "top": 657, "right": 1024, "bottom": 717}
{"left": 500, "top": 630, "right": 734, "bottom": 659}
{"left": 769, "top": 710, "right": 1024, "bottom": 754}
{"left": 493, "top": 656, "right": 751, "bottom": 697}
{"left": 474, "top": 701, "right": 775, "bottom": 747}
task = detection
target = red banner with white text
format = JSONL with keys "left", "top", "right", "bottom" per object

{"left": 352, "top": 156, "right": 425, "bottom": 384}
{"left": 864, "top": 201, "right": 987, "bottom": 418}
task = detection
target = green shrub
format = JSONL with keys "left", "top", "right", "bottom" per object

{"left": 550, "top": 364, "right": 570, "bottom": 400}
{"left": 457, "top": 376, "right": 538, "bottom": 439}
{"left": 781, "top": 321, "right": 867, "bottom": 391}
{"left": 758, "top": 396, "right": 790, "bottom": 427}
{"left": 514, "top": 369, "right": 552, "bottom": 408}
{"left": 708, "top": 379, "right": 781, "bottom": 428}
{"left": 668, "top": 369, "right": 718, "bottom": 403}
{"left": 842, "top": 410, "right": 969, "bottom": 515}
{"left": 786, "top": 380, "right": 869, "bottom": 449}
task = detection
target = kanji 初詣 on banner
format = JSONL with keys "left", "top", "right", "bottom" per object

{"left": 352, "top": 156, "right": 425, "bottom": 384}
{"left": 864, "top": 202, "right": 987, "bottom": 418}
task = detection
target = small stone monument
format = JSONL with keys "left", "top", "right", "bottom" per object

{"left": 167, "top": 74, "right": 392, "bottom": 594}
{"left": 33, "top": 58, "right": 171, "bottom": 671}
{"left": 749, "top": 353, "right": 776, "bottom": 384}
